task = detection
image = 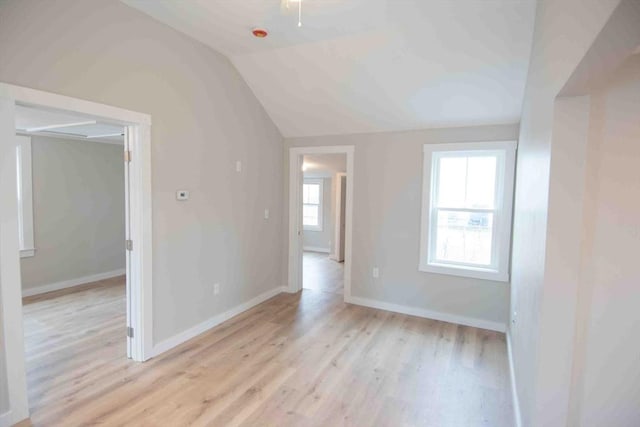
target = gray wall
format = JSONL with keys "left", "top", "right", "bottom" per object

{"left": 286, "top": 123, "right": 519, "bottom": 326}
{"left": 508, "top": 1, "right": 623, "bottom": 425}
{"left": 0, "top": 0, "right": 284, "bottom": 352}
{"left": 570, "top": 54, "right": 640, "bottom": 426}
{"left": 0, "top": 296, "right": 7, "bottom": 415}
{"left": 302, "top": 177, "right": 333, "bottom": 252}
{"left": 20, "top": 136, "right": 125, "bottom": 291}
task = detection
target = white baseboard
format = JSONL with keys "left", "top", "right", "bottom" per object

{"left": 303, "top": 246, "right": 330, "bottom": 253}
{"left": 0, "top": 410, "right": 13, "bottom": 427}
{"left": 507, "top": 331, "right": 522, "bottom": 427}
{"left": 152, "top": 286, "right": 287, "bottom": 358}
{"left": 345, "top": 296, "right": 506, "bottom": 333}
{"left": 22, "top": 268, "right": 126, "bottom": 297}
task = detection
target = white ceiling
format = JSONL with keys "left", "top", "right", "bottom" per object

{"left": 303, "top": 153, "right": 346, "bottom": 178}
{"left": 15, "top": 105, "right": 124, "bottom": 143}
{"left": 122, "top": 0, "right": 537, "bottom": 138}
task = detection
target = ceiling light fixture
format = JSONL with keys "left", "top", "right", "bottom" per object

{"left": 252, "top": 28, "right": 268, "bottom": 38}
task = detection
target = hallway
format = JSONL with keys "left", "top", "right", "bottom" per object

{"left": 302, "top": 251, "right": 344, "bottom": 295}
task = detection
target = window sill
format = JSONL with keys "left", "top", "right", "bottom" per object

{"left": 419, "top": 262, "right": 508, "bottom": 282}
{"left": 20, "top": 248, "right": 35, "bottom": 258}
{"left": 303, "top": 227, "right": 323, "bottom": 232}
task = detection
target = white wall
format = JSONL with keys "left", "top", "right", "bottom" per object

{"left": 20, "top": 136, "right": 125, "bottom": 292}
{"left": 509, "top": 0, "right": 624, "bottom": 426}
{"left": 0, "top": 0, "right": 284, "bottom": 352}
{"left": 0, "top": 298, "right": 7, "bottom": 416}
{"left": 303, "top": 177, "right": 333, "bottom": 252}
{"left": 568, "top": 54, "right": 640, "bottom": 427}
{"left": 286, "top": 124, "right": 518, "bottom": 328}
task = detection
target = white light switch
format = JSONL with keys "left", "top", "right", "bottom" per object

{"left": 176, "top": 190, "right": 189, "bottom": 201}
{"left": 264, "top": 209, "right": 270, "bottom": 220}
{"left": 236, "top": 161, "right": 242, "bottom": 172}
{"left": 372, "top": 267, "right": 380, "bottom": 279}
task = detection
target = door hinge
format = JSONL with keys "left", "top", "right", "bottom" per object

{"left": 127, "top": 326, "right": 134, "bottom": 338}
{"left": 126, "top": 239, "right": 133, "bottom": 251}
{"left": 124, "top": 150, "right": 132, "bottom": 162}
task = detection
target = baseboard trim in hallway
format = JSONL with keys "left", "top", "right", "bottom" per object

{"left": 303, "top": 246, "right": 331, "bottom": 253}
{"left": 345, "top": 295, "right": 507, "bottom": 332}
{"left": 507, "top": 331, "right": 523, "bottom": 427}
{"left": 21, "top": 268, "right": 126, "bottom": 297}
{"left": 151, "top": 286, "right": 288, "bottom": 357}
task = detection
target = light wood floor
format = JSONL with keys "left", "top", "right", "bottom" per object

{"left": 21, "top": 277, "right": 513, "bottom": 426}
{"left": 303, "top": 251, "right": 344, "bottom": 294}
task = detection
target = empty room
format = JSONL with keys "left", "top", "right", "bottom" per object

{"left": 0, "top": 1, "right": 639, "bottom": 427}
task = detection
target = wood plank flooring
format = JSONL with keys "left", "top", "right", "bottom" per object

{"left": 303, "top": 251, "right": 344, "bottom": 295}
{"left": 20, "top": 277, "right": 513, "bottom": 426}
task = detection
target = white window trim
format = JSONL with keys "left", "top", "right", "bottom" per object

{"left": 419, "top": 141, "right": 517, "bottom": 282}
{"left": 16, "top": 135, "right": 35, "bottom": 258}
{"left": 303, "top": 178, "right": 324, "bottom": 232}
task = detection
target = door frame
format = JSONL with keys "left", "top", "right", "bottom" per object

{"left": 287, "top": 145, "right": 354, "bottom": 299}
{"left": 331, "top": 172, "right": 347, "bottom": 262}
{"left": 0, "top": 83, "right": 153, "bottom": 424}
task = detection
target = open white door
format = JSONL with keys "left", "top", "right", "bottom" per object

{"left": 332, "top": 173, "right": 347, "bottom": 262}
{"left": 123, "top": 126, "right": 133, "bottom": 359}
{"left": 287, "top": 152, "right": 304, "bottom": 292}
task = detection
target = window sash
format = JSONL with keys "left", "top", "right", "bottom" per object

{"left": 429, "top": 207, "right": 500, "bottom": 270}
{"left": 430, "top": 151, "right": 504, "bottom": 270}
{"left": 303, "top": 179, "right": 323, "bottom": 231}
{"left": 303, "top": 203, "right": 320, "bottom": 226}
{"left": 419, "top": 141, "right": 516, "bottom": 282}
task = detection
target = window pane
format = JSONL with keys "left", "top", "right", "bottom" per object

{"left": 434, "top": 210, "right": 493, "bottom": 266}
{"left": 303, "top": 204, "right": 319, "bottom": 226}
{"left": 466, "top": 156, "right": 496, "bottom": 209}
{"left": 437, "top": 157, "right": 466, "bottom": 208}
{"left": 436, "top": 155, "right": 497, "bottom": 209}
{"left": 303, "top": 184, "right": 310, "bottom": 204}
{"left": 306, "top": 184, "right": 320, "bottom": 204}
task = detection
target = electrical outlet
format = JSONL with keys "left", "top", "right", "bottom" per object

{"left": 176, "top": 190, "right": 189, "bottom": 201}
{"left": 236, "top": 161, "right": 242, "bottom": 172}
{"left": 214, "top": 283, "right": 220, "bottom": 295}
{"left": 264, "top": 209, "right": 270, "bottom": 220}
{"left": 512, "top": 310, "right": 517, "bottom": 324}
{"left": 372, "top": 267, "right": 380, "bottom": 279}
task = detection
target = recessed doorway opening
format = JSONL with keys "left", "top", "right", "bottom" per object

{"left": 0, "top": 83, "right": 152, "bottom": 424}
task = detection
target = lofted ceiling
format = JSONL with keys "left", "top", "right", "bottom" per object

{"left": 15, "top": 105, "right": 124, "bottom": 143}
{"left": 122, "top": 0, "right": 537, "bottom": 138}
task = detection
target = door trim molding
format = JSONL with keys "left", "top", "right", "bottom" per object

{"left": 0, "top": 82, "right": 153, "bottom": 424}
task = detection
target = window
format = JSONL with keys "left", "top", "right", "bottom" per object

{"left": 419, "top": 141, "right": 516, "bottom": 282}
{"left": 302, "top": 179, "right": 323, "bottom": 231}
{"left": 16, "top": 135, "right": 35, "bottom": 257}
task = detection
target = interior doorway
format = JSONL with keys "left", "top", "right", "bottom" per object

{"left": 16, "top": 104, "right": 130, "bottom": 418}
{"left": 300, "top": 154, "right": 347, "bottom": 295}
{"left": 287, "top": 146, "right": 354, "bottom": 300}
{"left": 0, "top": 83, "right": 152, "bottom": 424}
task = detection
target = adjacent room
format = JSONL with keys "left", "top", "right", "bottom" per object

{"left": 301, "top": 153, "right": 346, "bottom": 295}
{"left": 14, "top": 105, "right": 130, "bottom": 419}
{"left": 0, "top": 1, "right": 638, "bottom": 426}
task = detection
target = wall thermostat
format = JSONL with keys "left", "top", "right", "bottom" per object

{"left": 176, "top": 190, "right": 189, "bottom": 201}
